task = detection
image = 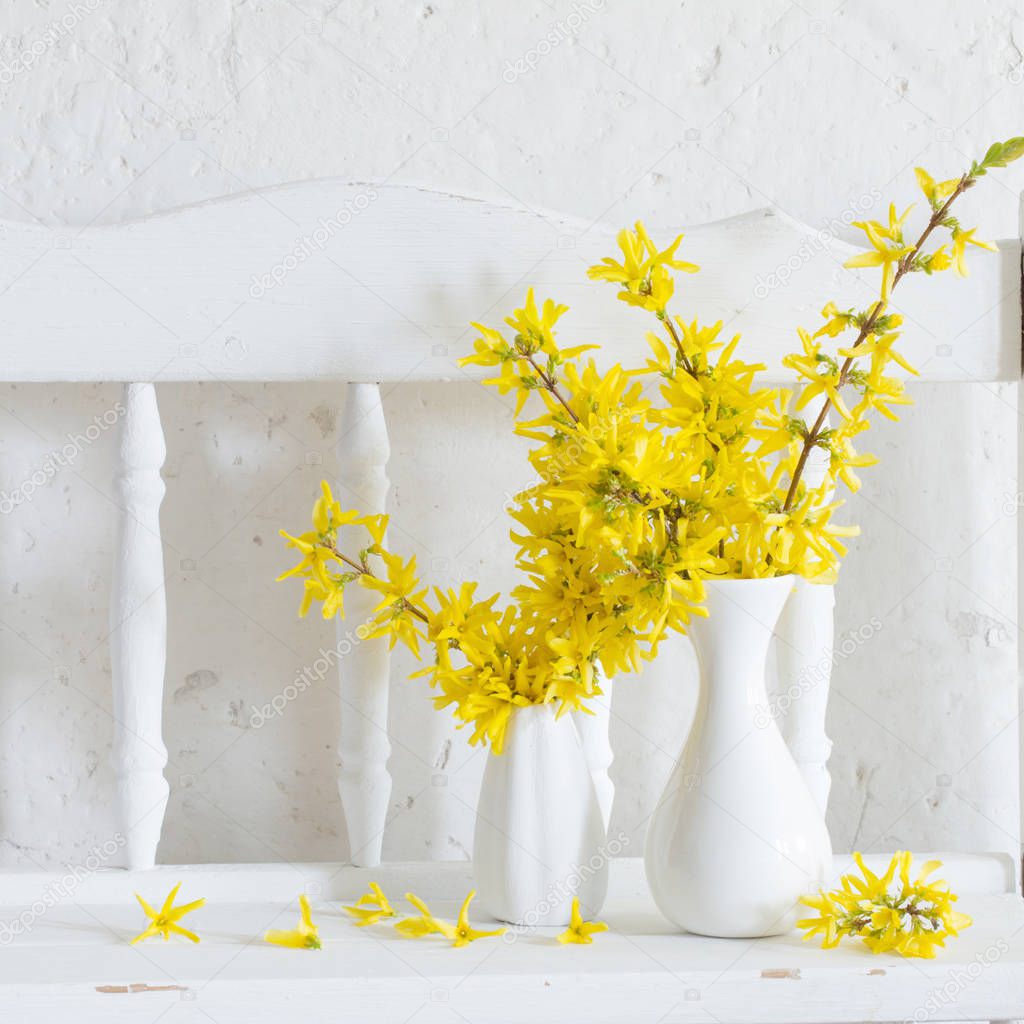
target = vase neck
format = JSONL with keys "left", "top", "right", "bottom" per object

{"left": 688, "top": 578, "right": 793, "bottom": 707}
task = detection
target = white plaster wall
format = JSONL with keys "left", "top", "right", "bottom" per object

{"left": 0, "top": 0, "right": 1019, "bottom": 867}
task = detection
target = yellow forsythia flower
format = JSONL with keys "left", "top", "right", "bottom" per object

{"left": 844, "top": 204, "right": 915, "bottom": 301}
{"left": 343, "top": 882, "right": 396, "bottom": 927}
{"left": 264, "top": 894, "right": 321, "bottom": 950}
{"left": 914, "top": 166, "right": 961, "bottom": 206}
{"left": 950, "top": 225, "right": 997, "bottom": 277}
{"left": 797, "top": 851, "right": 972, "bottom": 959}
{"left": 131, "top": 882, "right": 205, "bottom": 944}
{"left": 587, "top": 221, "right": 698, "bottom": 314}
{"left": 395, "top": 890, "right": 505, "bottom": 947}
{"left": 279, "top": 141, "right": 1018, "bottom": 749}
{"left": 557, "top": 897, "right": 608, "bottom": 945}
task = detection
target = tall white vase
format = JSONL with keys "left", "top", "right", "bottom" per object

{"left": 644, "top": 577, "right": 832, "bottom": 938}
{"left": 473, "top": 704, "right": 608, "bottom": 927}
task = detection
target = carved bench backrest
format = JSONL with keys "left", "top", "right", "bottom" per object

{"left": 1, "top": 183, "right": 1017, "bottom": 867}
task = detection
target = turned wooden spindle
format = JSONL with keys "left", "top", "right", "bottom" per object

{"left": 336, "top": 382, "right": 393, "bottom": 867}
{"left": 109, "top": 382, "right": 170, "bottom": 869}
{"left": 774, "top": 414, "right": 835, "bottom": 815}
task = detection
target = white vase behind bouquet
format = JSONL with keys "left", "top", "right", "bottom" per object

{"left": 473, "top": 703, "right": 608, "bottom": 927}
{"left": 644, "top": 576, "right": 833, "bottom": 937}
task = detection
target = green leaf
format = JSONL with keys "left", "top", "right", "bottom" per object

{"left": 1001, "top": 136, "right": 1024, "bottom": 163}
{"left": 982, "top": 141, "right": 1004, "bottom": 166}
{"left": 981, "top": 136, "right": 1024, "bottom": 170}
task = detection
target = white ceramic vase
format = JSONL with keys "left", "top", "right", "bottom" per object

{"left": 644, "top": 576, "right": 833, "bottom": 938}
{"left": 473, "top": 703, "right": 608, "bottom": 927}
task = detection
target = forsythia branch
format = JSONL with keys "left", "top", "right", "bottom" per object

{"left": 279, "top": 140, "right": 1020, "bottom": 749}
{"left": 781, "top": 173, "right": 973, "bottom": 511}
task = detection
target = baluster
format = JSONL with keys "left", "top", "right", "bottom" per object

{"left": 775, "top": 577, "right": 835, "bottom": 815}
{"left": 574, "top": 682, "right": 615, "bottom": 834}
{"left": 110, "top": 382, "right": 169, "bottom": 869}
{"left": 775, "top": 413, "right": 834, "bottom": 816}
{"left": 336, "top": 382, "right": 392, "bottom": 867}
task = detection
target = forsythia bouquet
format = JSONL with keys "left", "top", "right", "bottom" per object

{"left": 280, "top": 138, "right": 1022, "bottom": 752}
{"left": 798, "top": 851, "right": 972, "bottom": 958}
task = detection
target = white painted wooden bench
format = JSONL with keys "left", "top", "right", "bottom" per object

{"left": 0, "top": 183, "right": 1020, "bottom": 1021}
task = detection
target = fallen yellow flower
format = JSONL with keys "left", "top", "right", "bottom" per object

{"left": 557, "top": 897, "right": 608, "bottom": 945}
{"left": 131, "top": 882, "right": 205, "bottom": 945}
{"left": 395, "top": 890, "right": 505, "bottom": 947}
{"left": 798, "top": 851, "right": 972, "bottom": 959}
{"left": 264, "top": 894, "right": 321, "bottom": 950}
{"left": 344, "top": 882, "right": 396, "bottom": 927}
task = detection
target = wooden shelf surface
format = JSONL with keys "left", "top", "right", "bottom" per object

{"left": 0, "top": 857, "right": 1020, "bottom": 1023}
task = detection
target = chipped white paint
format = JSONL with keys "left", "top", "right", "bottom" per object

{"left": 109, "top": 383, "right": 169, "bottom": 870}
{"left": 336, "top": 383, "right": 392, "bottom": 867}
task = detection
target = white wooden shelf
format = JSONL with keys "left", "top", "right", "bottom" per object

{"left": 2, "top": 858, "right": 1021, "bottom": 1023}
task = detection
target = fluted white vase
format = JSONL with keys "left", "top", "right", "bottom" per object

{"left": 644, "top": 576, "right": 833, "bottom": 937}
{"left": 473, "top": 703, "right": 608, "bottom": 927}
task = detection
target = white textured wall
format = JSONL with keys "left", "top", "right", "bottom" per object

{"left": 0, "top": 0, "right": 1019, "bottom": 867}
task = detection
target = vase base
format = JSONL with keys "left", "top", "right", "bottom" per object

{"left": 673, "top": 920, "right": 796, "bottom": 939}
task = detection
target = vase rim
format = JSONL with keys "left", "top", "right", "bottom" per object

{"left": 699, "top": 574, "right": 795, "bottom": 587}
{"left": 693, "top": 576, "right": 796, "bottom": 624}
